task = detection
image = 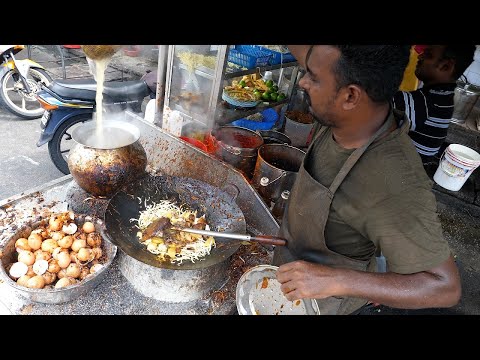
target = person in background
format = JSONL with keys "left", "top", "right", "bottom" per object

{"left": 393, "top": 45, "right": 476, "bottom": 163}
{"left": 275, "top": 45, "right": 461, "bottom": 315}
{"left": 399, "top": 45, "right": 424, "bottom": 91}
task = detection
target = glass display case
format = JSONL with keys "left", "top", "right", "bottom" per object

{"left": 162, "top": 45, "right": 300, "bottom": 132}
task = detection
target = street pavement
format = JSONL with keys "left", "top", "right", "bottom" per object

{"left": 0, "top": 45, "right": 155, "bottom": 200}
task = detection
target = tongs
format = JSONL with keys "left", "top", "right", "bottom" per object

{"left": 171, "top": 227, "right": 287, "bottom": 247}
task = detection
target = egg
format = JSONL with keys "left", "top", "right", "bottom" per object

{"left": 82, "top": 222, "right": 96, "bottom": 234}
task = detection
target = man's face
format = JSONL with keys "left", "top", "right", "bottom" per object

{"left": 415, "top": 45, "right": 447, "bottom": 83}
{"left": 297, "top": 45, "right": 342, "bottom": 127}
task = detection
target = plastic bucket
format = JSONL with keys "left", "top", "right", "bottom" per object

{"left": 433, "top": 144, "right": 480, "bottom": 191}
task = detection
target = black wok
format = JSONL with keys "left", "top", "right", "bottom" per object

{"left": 103, "top": 174, "right": 246, "bottom": 270}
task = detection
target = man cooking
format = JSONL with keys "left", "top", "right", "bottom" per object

{"left": 274, "top": 45, "right": 461, "bottom": 315}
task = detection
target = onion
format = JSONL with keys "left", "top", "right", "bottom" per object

{"left": 42, "top": 271, "right": 57, "bottom": 285}
{"left": 9, "top": 262, "right": 28, "bottom": 279}
{"left": 57, "top": 252, "right": 71, "bottom": 269}
{"left": 57, "top": 269, "right": 67, "bottom": 279}
{"left": 18, "top": 251, "right": 35, "bottom": 266}
{"left": 32, "top": 259, "right": 49, "bottom": 275}
{"left": 55, "top": 277, "right": 71, "bottom": 289}
{"left": 48, "top": 217, "right": 63, "bottom": 232}
{"left": 27, "top": 275, "right": 45, "bottom": 289}
{"left": 87, "top": 233, "right": 102, "bottom": 247}
{"left": 66, "top": 263, "right": 81, "bottom": 279}
{"left": 82, "top": 222, "right": 96, "bottom": 234}
{"left": 34, "top": 250, "right": 51, "bottom": 261}
{"left": 15, "top": 238, "right": 31, "bottom": 252}
{"left": 77, "top": 248, "right": 93, "bottom": 262}
{"left": 27, "top": 233, "right": 43, "bottom": 251}
{"left": 50, "top": 232, "right": 65, "bottom": 241}
{"left": 32, "top": 227, "right": 49, "bottom": 239}
{"left": 16, "top": 275, "right": 31, "bottom": 287}
{"left": 47, "top": 259, "right": 61, "bottom": 274}
{"left": 41, "top": 239, "right": 58, "bottom": 253}
{"left": 62, "top": 223, "right": 77, "bottom": 235}
{"left": 71, "top": 239, "right": 87, "bottom": 253}
{"left": 58, "top": 235, "right": 74, "bottom": 249}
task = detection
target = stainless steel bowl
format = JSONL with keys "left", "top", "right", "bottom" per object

{"left": 0, "top": 216, "right": 117, "bottom": 304}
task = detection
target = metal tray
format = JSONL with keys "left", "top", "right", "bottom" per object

{"left": 236, "top": 264, "right": 320, "bottom": 315}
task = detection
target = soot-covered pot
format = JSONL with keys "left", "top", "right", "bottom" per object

{"left": 67, "top": 120, "right": 147, "bottom": 197}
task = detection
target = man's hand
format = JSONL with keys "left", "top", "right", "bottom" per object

{"left": 276, "top": 260, "right": 343, "bottom": 301}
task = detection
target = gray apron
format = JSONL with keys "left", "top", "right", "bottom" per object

{"left": 273, "top": 117, "right": 393, "bottom": 315}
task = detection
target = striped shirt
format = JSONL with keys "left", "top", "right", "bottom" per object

{"left": 392, "top": 83, "right": 456, "bottom": 157}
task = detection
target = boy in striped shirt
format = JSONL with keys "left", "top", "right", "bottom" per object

{"left": 393, "top": 45, "right": 476, "bottom": 163}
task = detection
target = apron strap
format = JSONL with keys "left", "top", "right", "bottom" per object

{"left": 329, "top": 114, "right": 393, "bottom": 194}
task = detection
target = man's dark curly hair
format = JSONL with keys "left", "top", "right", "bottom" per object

{"left": 330, "top": 45, "right": 411, "bottom": 104}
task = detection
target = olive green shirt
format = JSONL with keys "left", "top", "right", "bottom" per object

{"left": 305, "top": 110, "right": 451, "bottom": 274}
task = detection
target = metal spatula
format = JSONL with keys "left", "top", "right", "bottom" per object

{"left": 171, "top": 227, "right": 287, "bottom": 247}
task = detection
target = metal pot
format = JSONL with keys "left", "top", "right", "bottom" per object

{"left": 258, "top": 130, "right": 291, "bottom": 145}
{"left": 252, "top": 144, "right": 306, "bottom": 205}
{"left": 103, "top": 174, "right": 246, "bottom": 302}
{"left": 67, "top": 120, "right": 147, "bottom": 197}
{"left": 452, "top": 80, "right": 480, "bottom": 124}
{"left": 284, "top": 112, "right": 314, "bottom": 148}
{"left": 0, "top": 216, "right": 117, "bottom": 304}
{"left": 212, "top": 126, "right": 264, "bottom": 179}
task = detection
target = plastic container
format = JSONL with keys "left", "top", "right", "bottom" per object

{"left": 228, "top": 45, "right": 272, "bottom": 69}
{"left": 433, "top": 144, "right": 480, "bottom": 191}
{"left": 252, "top": 46, "right": 296, "bottom": 65}
{"left": 451, "top": 81, "right": 480, "bottom": 124}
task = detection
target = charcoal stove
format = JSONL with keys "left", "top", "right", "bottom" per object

{"left": 0, "top": 112, "right": 279, "bottom": 314}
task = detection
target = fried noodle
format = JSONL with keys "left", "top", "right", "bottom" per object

{"left": 131, "top": 200, "right": 215, "bottom": 265}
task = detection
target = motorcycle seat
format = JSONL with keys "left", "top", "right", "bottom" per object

{"left": 50, "top": 79, "right": 151, "bottom": 102}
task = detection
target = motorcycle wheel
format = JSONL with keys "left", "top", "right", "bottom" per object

{"left": 0, "top": 68, "right": 52, "bottom": 120}
{"left": 48, "top": 114, "right": 93, "bottom": 174}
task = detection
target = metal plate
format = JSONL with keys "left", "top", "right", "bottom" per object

{"left": 236, "top": 265, "right": 320, "bottom": 315}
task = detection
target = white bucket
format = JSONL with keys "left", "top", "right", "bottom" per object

{"left": 433, "top": 144, "right": 480, "bottom": 191}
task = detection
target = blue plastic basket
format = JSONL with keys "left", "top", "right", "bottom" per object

{"left": 228, "top": 45, "right": 272, "bottom": 69}
{"left": 253, "top": 46, "right": 296, "bottom": 65}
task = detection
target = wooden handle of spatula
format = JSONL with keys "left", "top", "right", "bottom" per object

{"left": 249, "top": 235, "right": 287, "bottom": 246}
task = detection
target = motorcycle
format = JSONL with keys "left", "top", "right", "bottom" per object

{"left": 0, "top": 45, "right": 53, "bottom": 119}
{"left": 36, "top": 71, "right": 156, "bottom": 174}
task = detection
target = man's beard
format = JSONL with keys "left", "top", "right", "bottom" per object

{"left": 305, "top": 91, "right": 336, "bottom": 127}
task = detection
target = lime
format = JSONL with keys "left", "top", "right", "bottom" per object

{"left": 265, "top": 79, "right": 274, "bottom": 88}
{"left": 271, "top": 85, "right": 279, "bottom": 92}
{"left": 253, "top": 89, "right": 262, "bottom": 100}
{"left": 261, "top": 92, "right": 271, "bottom": 101}
{"left": 270, "top": 92, "right": 278, "bottom": 102}
{"left": 277, "top": 93, "right": 286, "bottom": 101}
